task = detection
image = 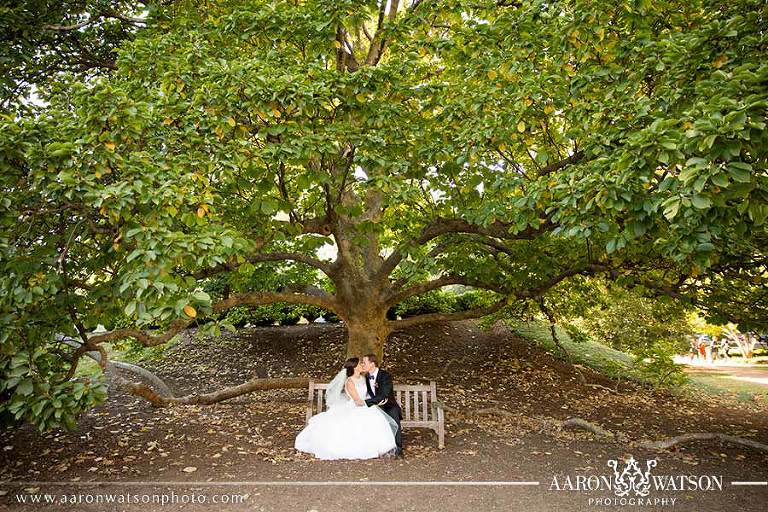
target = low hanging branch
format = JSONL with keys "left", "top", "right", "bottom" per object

{"left": 60, "top": 335, "right": 309, "bottom": 407}
{"left": 536, "top": 297, "right": 569, "bottom": 357}
{"left": 58, "top": 336, "right": 175, "bottom": 397}
{"left": 120, "top": 376, "right": 310, "bottom": 407}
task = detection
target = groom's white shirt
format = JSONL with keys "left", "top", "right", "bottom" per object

{"left": 366, "top": 368, "right": 379, "bottom": 398}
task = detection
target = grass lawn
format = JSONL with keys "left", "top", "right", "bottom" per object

{"left": 506, "top": 319, "right": 637, "bottom": 378}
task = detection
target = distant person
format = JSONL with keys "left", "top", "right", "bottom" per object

{"left": 711, "top": 337, "right": 720, "bottom": 361}
{"left": 723, "top": 339, "right": 731, "bottom": 358}
{"left": 689, "top": 337, "right": 699, "bottom": 361}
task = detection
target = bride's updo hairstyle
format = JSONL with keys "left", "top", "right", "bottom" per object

{"left": 344, "top": 357, "right": 359, "bottom": 377}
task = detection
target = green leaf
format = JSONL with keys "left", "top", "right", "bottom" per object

{"left": 260, "top": 199, "right": 278, "bottom": 215}
{"left": 710, "top": 173, "right": 729, "bottom": 187}
{"left": 17, "top": 379, "right": 34, "bottom": 396}
{"left": 663, "top": 200, "right": 680, "bottom": 221}
{"left": 728, "top": 165, "right": 751, "bottom": 183}
{"left": 192, "top": 291, "right": 211, "bottom": 303}
{"left": 691, "top": 194, "right": 711, "bottom": 209}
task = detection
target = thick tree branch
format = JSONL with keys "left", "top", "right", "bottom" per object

{"left": 365, "top": 0, "right": 400, "bottom": 66}
{"left": 57, "top": 335, "right": 174, "bottom": 397}
{"left": 43, "top": 19, "right": 94, "bottom": 31}
{"left": 104, "top": 11, "right": 148, "bottom": 25}
{"left": 388, "top": 296, "right": 509, "bottom": 330}
{"left": 63, "top": 332, "right": 309, "bottom": 408}
{"left": 385, "top": 273, "right": 501, "bottom": 306}
{"left": 465, "top": 234, "right": 518, "bottom": 256}
{"left": 296, "top": 215, "right": 335, "bottom": 236}
{"left": 515, "top": 264, "right": 613, "bottom": 299}
{"left": 536, "top": 150, "right": 585, "bottom": 177}
{"left": 377, "top": 217, "right": 555, "bottom": 281}
{"left": 639, "top": 433, "right": 768, "bottom": 453}
{"left": 123, "top": 377, "right": 310, "bottom": 407}
{"left": 387, "top": 262, "right": 613, "bottom": 330}
{"left": 336, "top": 27, "right": 360, "bottom": 72}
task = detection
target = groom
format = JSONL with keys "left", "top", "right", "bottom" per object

{"left": 362, "top": 354, "right": 403, "bottom": 457}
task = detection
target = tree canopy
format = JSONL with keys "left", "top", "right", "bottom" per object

{"left": 1, "top": 0, "right": 766, "bottom": 431}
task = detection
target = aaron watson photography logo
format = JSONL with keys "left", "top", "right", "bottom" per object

{"left": 549, "top": 455, "right": 724, "bottom": 507}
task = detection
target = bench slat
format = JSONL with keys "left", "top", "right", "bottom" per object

{"left": 422, "top": 390, "right": 428, "bottom": 421}
{"left": 405, "top": 390, "right": 411, "bottom": 421}
{"left": 389, "top": 384, "right": 434, "bottom": 391}
{"left": 306, "top": 379, "right": 315, "bottom": 423}
{"left": 413, "top": 390, "right": 420, "bottom": 421}
{"left": 402, "top": 420, "right": 438, "bottom": 428}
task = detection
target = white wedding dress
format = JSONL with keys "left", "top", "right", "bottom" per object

{"left": 294, "top": 375, "right": 397, "bottom": 460}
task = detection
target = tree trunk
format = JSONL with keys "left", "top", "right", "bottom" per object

{"left": 331, "top": 214, "right": 393, "bottom": 362}
{"left": 345, "top": 317, "right": 390, "bottom": 362}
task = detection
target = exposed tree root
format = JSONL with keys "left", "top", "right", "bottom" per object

{"left": 638, "top": 433, "right": 768, "bottom": 453}
{"left": 562, "top": 417, "right": 615, "bottom": 438}
{"left": 585, "top": 383, "right": 617, "bottom": 393}
{"left": 444, "top": 407, "right": 768, "bottom": 453}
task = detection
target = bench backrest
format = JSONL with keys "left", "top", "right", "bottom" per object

{"left": 306, "top": 380, "right": 440, "bottom": 427}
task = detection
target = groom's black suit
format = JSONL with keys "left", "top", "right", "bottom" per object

{"left": 364, "top": 368, "right": 403, "bottom": 452}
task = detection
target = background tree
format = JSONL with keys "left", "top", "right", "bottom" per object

{"left": 1, "top": 0, "right": 766, "bottom": 431}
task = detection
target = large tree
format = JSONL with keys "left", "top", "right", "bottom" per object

{"left": 2, "top": 0, "right": 766, "bottom": 430}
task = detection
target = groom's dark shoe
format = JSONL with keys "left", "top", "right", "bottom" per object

{"left": 394, "top": 448, "right": 404, "bottom": 458}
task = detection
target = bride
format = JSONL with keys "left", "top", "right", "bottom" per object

{"left": 294, "top": 357, "right": 398, "bottom": 460}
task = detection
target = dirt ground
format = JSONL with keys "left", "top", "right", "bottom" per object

{"left": 1, "top": 320, "right": 767, "bottom": 511}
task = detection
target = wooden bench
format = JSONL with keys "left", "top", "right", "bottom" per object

{"left": 306, "top": 379, "right": 445, "bottom": 449}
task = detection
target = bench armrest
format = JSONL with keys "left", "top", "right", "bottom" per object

{"left": 431, "top": 399, "right": 446, "bottom": 419}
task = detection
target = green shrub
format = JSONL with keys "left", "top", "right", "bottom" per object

{"left": 224, "top": 303, "right": 314, "bottom": 327}
{"left": 454, "top": 290, "right": 496, "bottom": 311}
{"left": 631, "top": 339, "right": 689, "bottom": 388}
{"left": 224, "top": 306, "right": 250, "bottom": 328}
{"left": 301, "top": 305, "right": 325, "bottom": 322}
{"left": 279, "top": 304, "right": 303, "bottom": 325}
{"left": 394, "top": 290, "right": 457, "bottom": 318}
{"left": 321, "top": 310, "right": 341, "bottom": 322}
